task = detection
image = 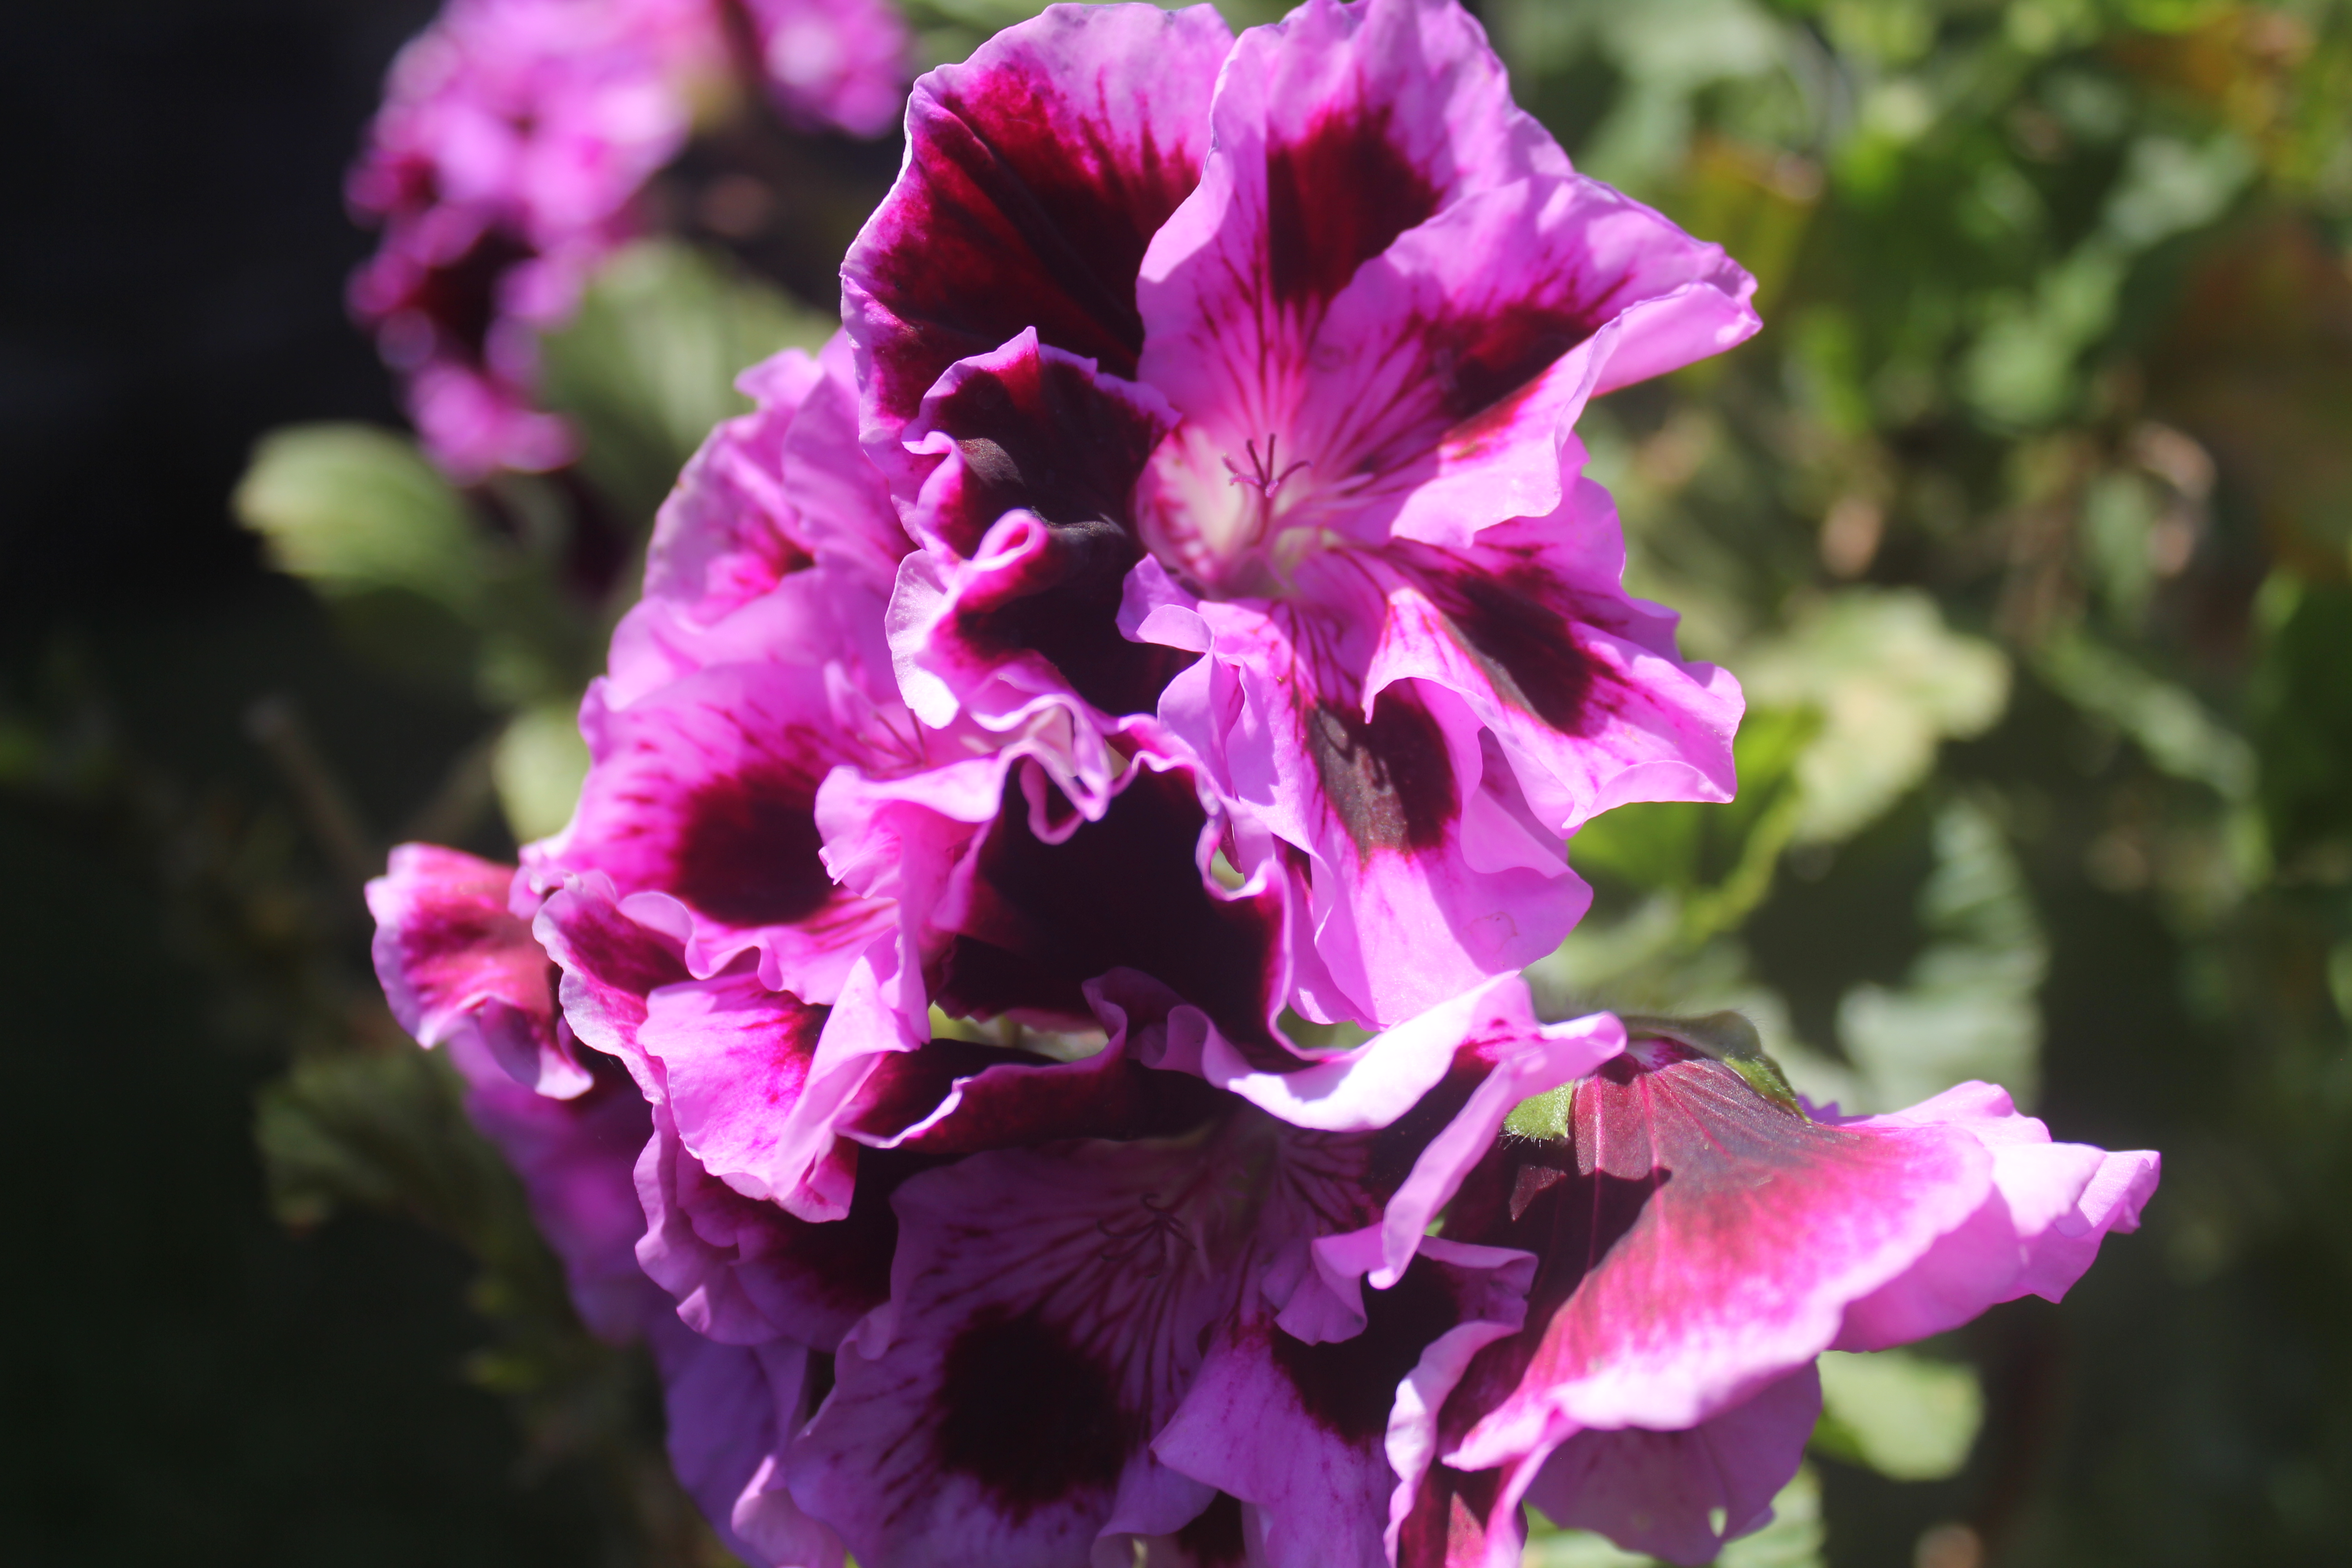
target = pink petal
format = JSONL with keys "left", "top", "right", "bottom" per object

{"left": 1159, "top": 586, "right": 1588, "bottom": 1025}
{"left": 1447, "top": 1038, "right": 1996, "bottom": 1466}
{"left": 1832, "top": 1083, "right": 2161, "bottom": 1349}
{"left": 844, "top": 1, "right": 1231, "bottom": 468}
{"left": 534, "top": 874, "right": 692, "bottom": 1094}
{"left": 1138, "top": 0, "right": 1566, "bottom": 439}
{"left": 1519, "top": 1365, "right": 1821, "bottom": 1568}
{"left": 1154, "top": 1246, "right": 1532, "bottom": 1568}
{"left": 637, "top": 961, "right": 836, "bottom": 1207}
{"left": 784, "top": 1135, "right": 1244, "bottom": 1567}
{"left": 367, "top": 843, "right": 587, "bottom": 1098}
{"left": 924, "top": 756, "right": 1294, "bottom": 1067}
{"left": 647, "top": 1320, "right": 848, "bottom": 1568}
{"left": 632, "top": 1101, "right": 897, "bottom": 1351}
{"left": 899, "top": 328, "right": 1176, "bottom": 558}
{"left": 637, "top": 346, "right": 824, "bottom": 621}
{"left": 841, "top": 1032, "right": 1227, "bottom": 1155}
{"left": 1364, "top": 516, "right": 1743, "bottom": 833}
{"left": 539, "top": 664, "right": 898, "bottom": 1000}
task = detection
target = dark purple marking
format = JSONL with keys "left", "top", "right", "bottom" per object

{"left": 556, "top": 895, "right": 691, "bottom": 1001}
{"left": 409, "top": 225, "right": 534, "bottom": 367}
{"left": 950, "top": 514, "right": 1191, "bottom": 719}
{"left": 859, "top": 76, "right": 1205, "bottom": 426}
{"left": 1429, "top": 566, "right": 1601, "bottom": 737}
{"left": 936, "top": 1307, "right": 1134, "bottom": 1515}
{"left": 1265, "top": 101, "right": 1441, "bottom": 309}
{"left": 1271, "top": 1255, "right": 1461, "bottom": 1443}
{"left": 924, "top": 345, "right": 1171, "bottom": 554}
{"left": 396, "top": 899, "right": 513, "bottom": 968}
{"left": 1304, "top": 685, "right": 1458, "bottom": 857}
{"left": 934, "top": 766, "right": 1286, "bottom": 1062}
{"left": 1435, "top": 298, "right": 1609, "bottom": 427}
{"left": 854, "top": 1038, "right": 1230, "bottom": 1152}
{"left": 670, "top": 761, "right": 833, "bottom": 928}
{"left": 1173, "top": 1492, "right": 1249, "bottom": 1566}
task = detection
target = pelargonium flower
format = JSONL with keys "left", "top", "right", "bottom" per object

{"left": 844, "top": 0, "right": 1752, "bottom": 1027}
{"left": 361, "top": 7, "right": 2165, "bottom": 1566}
{"left": 350, "top": 0, "right": 911, "bottom": 479}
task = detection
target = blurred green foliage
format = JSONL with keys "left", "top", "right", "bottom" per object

{"left": 15, "top": 0, "right": 2342, "bottom": 1563}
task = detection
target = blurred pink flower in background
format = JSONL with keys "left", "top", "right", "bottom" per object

{"left": 347, "top": 0, "right": 909, "bottom": 480}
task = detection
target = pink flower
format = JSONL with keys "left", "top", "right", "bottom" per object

{"left": 844, "top": 0, "right": 1753, "bottom": 1027}
{"left": 349, "top": 0, "right": 910, "bottom": 479}
{"left": 1367, "top": 1021, "right": 2161, "bottom": 1568}
{"left": 355, "top": 10, "right": 2164, "bottom": 1563}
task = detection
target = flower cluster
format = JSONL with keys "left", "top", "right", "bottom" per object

{"left": 349, "top": 0, "right": 909, "bottom": 479}
{"left": 369, "top": 3, "right": 2159, "bottom": 1563}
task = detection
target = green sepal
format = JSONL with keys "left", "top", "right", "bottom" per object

{"left": 1503, "top": 1083, "right": 1576, "bottom": 1142}
{"left": 1619, "top": 1009, "right": 1809, "bottom": 1118}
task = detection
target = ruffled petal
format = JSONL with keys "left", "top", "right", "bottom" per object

{"left": 1163, "top": 583, "right": 1586, "bottom": 1025}
{"left": 368, "top": 843, "right": 587, "bottom": 1098}
{"left": 647, "top": 1319, "right": 848, "bottom": 1568}
{"left": 1446, "top": 1037, "right": 1997, "bottom": 1467}
{"left": 637, "top": 960, "right": 840, "bottom": 1207}
{"left": 633, "top": 1101, "right": 901, "bottom": 1351}
{"left": 1365, "top": 516, "right": 1743, "bottom": 833}
{"left": 1831, "top": 1082, "right": 2161, "bottom": 1350}
{"left": 1138, "top": 0, "right": 1565, "bottom": 444}
{"left": 612, "top": 335, "right": 907, "bottom": 707}
{"left": 844, "top": 1, "right": 1231, "bottom": 466}
{"left": 637, "top": 348, "right": 825, "bottom": 621}
{"left": 541, "top": 664, "right": 899, "bottom": 998}
{"left": 535, "top": 874, "right": 692, "bottom": 1095}
{"left": 892, "top": 752, "right": 1294, "bottom": 1067}
{"left": 842, "top": 1030, "right": 1229, "bottom": 1155}
{"left": 1153, "top": 1245, "right": 1532, "bottom": 1568}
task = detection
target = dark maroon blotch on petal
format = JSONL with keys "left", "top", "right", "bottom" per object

{"left": 669, "top": 759, "right": 835, "bottom": 928}
{"left": 1265, "top": 102, "right": 1440, "bottom": 310}
{"left": 1270, "top": 1254, "right": 1462, "bottom": 1443}
{"left": 1430, "top": 566, "right": 1601, "bottom": 737}
{"left": 925, "top": 346, "right": 1170, "bottom": 553}
{"left": 952, "top": 515, "right": 1192, "bottom": 718}
{"left": 849, "top": 1037, "right": 1230, "bottom": 1152}
{"left": 936, "top": 766, "right": 1285, "bottom": 1062}
{"left": 935, "top": 1306, "right": 1135, "bottom": 1515}
{"left": 1436, "top": 298, "right": 1608, "bottom": 428}
{"left": 1304, "top": 686, "right": 1459, "bottom": 857}
{"left": 862, "top": 78, "right": 1203, "bottom": 426}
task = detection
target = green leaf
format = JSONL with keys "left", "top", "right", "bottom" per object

{"left": 1837, "top": 797, "right": 2047, "bottom": 1110}
{"left": 1741, "top": 591, "right": 2009, "bottom": 845}
{"left": 537, "top": 239, "right": 833, "bottom": 519}
{"left": 1813, "top": 1349, "right": 1984, "bottom": 1482}
{"left": 233, "top": 423, "right": 490, "bottom": 615}
{"left": 493, "top": 699, "right": 592, "bottom": 842}
{"left": 2039, "top": 630, "right": 2254, "bottom": 802}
